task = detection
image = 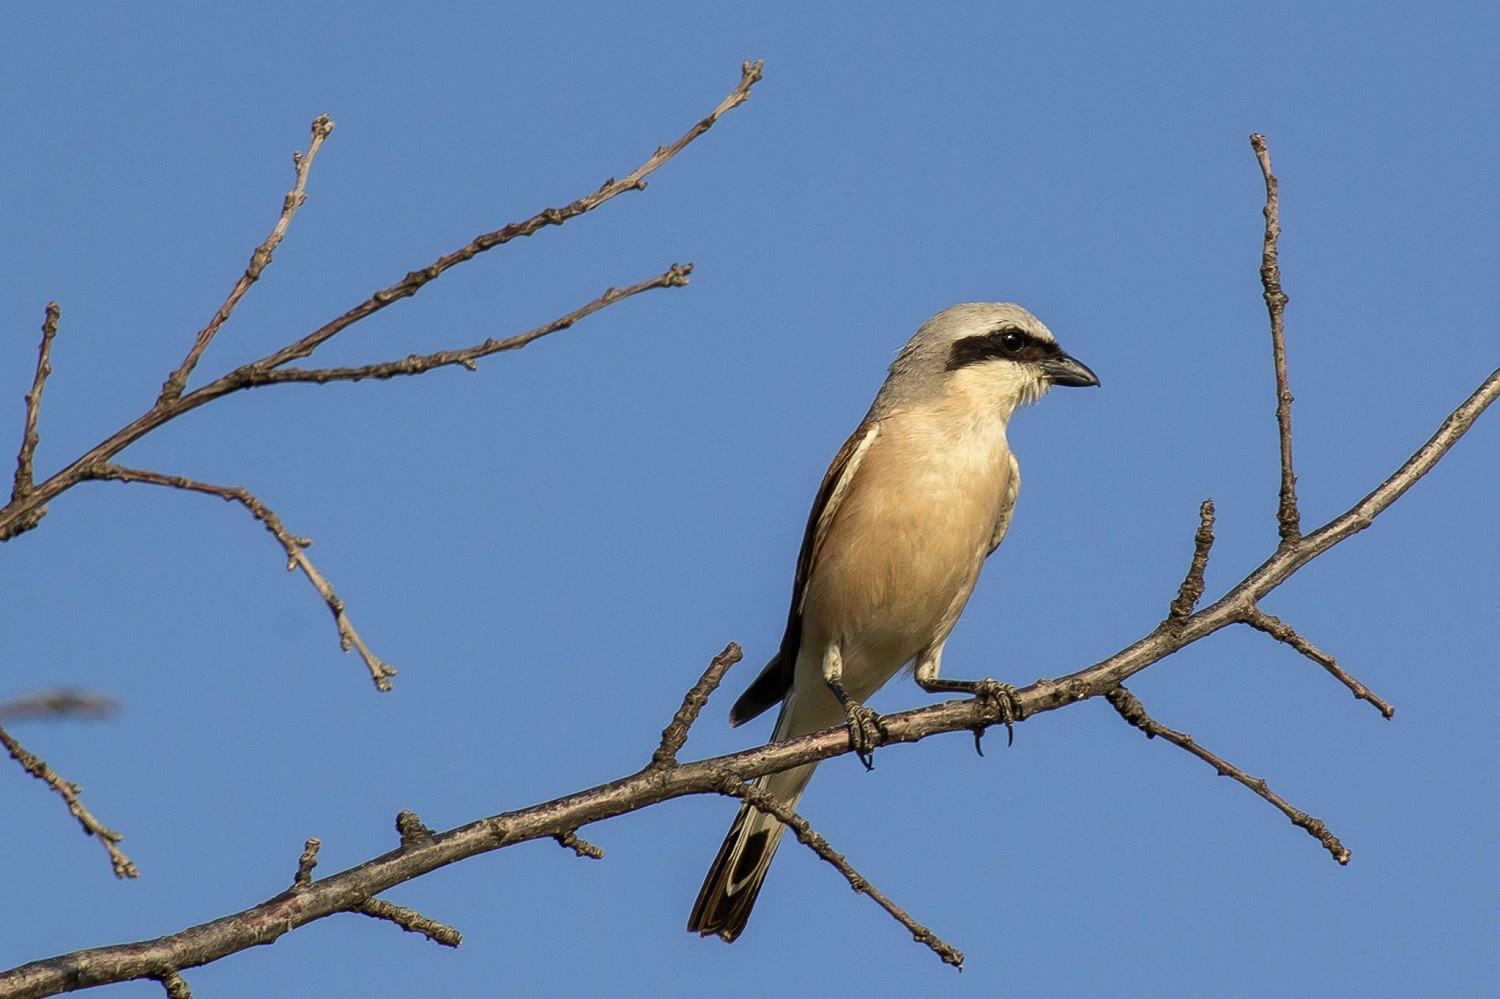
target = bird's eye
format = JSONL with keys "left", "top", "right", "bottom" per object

{"left": 999, "top": 330, "right": 1026, "bottom": 354}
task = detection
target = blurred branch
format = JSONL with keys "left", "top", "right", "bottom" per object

{"left": 0, "top": 690, "right": 117, "bottom": 723}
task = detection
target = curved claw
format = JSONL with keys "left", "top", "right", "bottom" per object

{"left": 971, "top": 678, "right": 1018, "bottom": 749}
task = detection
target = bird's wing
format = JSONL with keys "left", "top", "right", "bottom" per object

{"left": 728, "top": 420, "right": 881, "bottom": 727}
{"left": 987, "top": 449, "right": 1021, "bottom": 557}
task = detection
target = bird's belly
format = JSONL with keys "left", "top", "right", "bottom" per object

{"left": 800, "top": 473, "right": 999, "bottom": 689}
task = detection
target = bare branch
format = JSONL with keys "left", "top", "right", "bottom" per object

{"left": 250, "top": 61, "right": 762, "bottom": 373}
{"left": 0, "top": 720, "right": 137, "bottom": 879}
{"left": 1167, "top": 499, "right": 1215, "bottom": 622}
{"left": 1250, "top": 133, "right": 1300, "bottom": 543}
{"left": 723, "top": 779, "right": 964, "bottom": 970}
{"left": 0, "top": 690, "right": 117, "bottom": 723}
{"left": 243, "top": 264, "right": 692, "bottom": 388}
{"left": 3, "top": 349, "right": 1496, "bottom": 993}
{"left": 1243, "top": 609, "right": 1393, "bottom": 718}
{"left": 158, "top": 115, "right": 335, "bottom": 403}
{"left": 354, "top": 898, "right": 462, "bottom": 948}
{"left": 1105, "top": 686, "right": 1349, "bottom": 863}
{"left": 0, "top": 61, "right": 761, "bottom": 544}
{"left": 652, "top": 642, "right": 742, "bottom": 767}
{"left": 87, "top": 464, "right": 397, "bottom": 691}
{"left": 293, "top": 838, "right": 321, "bottom": 888}
{"left": 10, "top": 302, "right": 60, "bottom": 515}
{"left": 553, "top": 831, "right": 604, "bottom": 859}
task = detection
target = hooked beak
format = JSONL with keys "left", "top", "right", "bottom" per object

{"left": 1040, "top": 353, "right": 1100, "bottom": 388}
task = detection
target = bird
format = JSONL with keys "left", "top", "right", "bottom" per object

{"left": 687, "top": 302, "right": 1099, "bottom": 942}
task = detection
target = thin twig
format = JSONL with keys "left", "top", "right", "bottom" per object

{"left": 1167, "top": 499, "right": 1216, "bottom": 622}
{"left": 723, "top": 779, "right": 964, "bottom": 970}
{"left": 293, "top": 838, "right": 321, "bottom": 887}
{"left": 158, "top": 116, "right": 335, "bottom": 403}
{"left": 1250, "top": 133, "right": 1300, "bottom": 543}
{"left": 11, "top": 302, "right": 60, "bottom": 507}
{"left": 554, "top": 831, "right": 604, "bottom": 859}
{"left": 652, "top": 642, "right": 742, "bottom": 767}
{"left": 1105, "top": 686, "right": 1349, "bottom": 863}
{"left": 354, "top": 898, "right": 462, "bottom": 948}
{"left": 251, "top": 61, "right": 762, "bottom": 373}
{"left": 1242, "top": 609, "right": 1394, "bottom": 718}
{"left": 0, "top": 690, "right": 118, "bottom": 723}
{"left": 243, "top": 265, "right": 692, "bottom": 387}
{"left": 87, "top": 464, "right": 397, "bottom": 691}
{"left": 0, "top": 720, "right": 137, "bottom": 878}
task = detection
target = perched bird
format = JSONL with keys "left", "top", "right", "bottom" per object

{"left": 687, "top": 302, "right": 1098, "bottom": 942}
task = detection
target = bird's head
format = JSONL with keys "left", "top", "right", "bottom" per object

{"left": 875, "top": 303, "right": 1099, "bottom": 420}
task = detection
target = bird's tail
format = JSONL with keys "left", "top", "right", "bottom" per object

{"left": 687, "top": 756, "right": 818, "bottom": 942}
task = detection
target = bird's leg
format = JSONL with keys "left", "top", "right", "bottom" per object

{"left": 822, "top": 641, "right": 884, "bottom": 770}
{"left": 914, "top": 645, "right": 1018, "bottom": 748}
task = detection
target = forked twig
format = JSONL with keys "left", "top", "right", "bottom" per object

{"left": 244, "top": 264, "right": 692, "bottom": 386}
{"left": 251, "top": 61, "right": 762, "bottom": 373}
{"left": 158, "top": 115, "right": 335, "bottom": 403}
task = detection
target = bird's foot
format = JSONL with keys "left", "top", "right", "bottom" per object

{"left": 969, "top": 678, "right": 1018, "bottom": 751}
{"left": 842, "top": 700, "right": 887, "bottom": 771}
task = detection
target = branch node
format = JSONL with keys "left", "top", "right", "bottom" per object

{"left": 355, "top": 897, "right": 462, "bottom": 948}
{"left": 158, "top": 970, "right": 193, "bottom": 999}
{"left": 554, "top": 830, "right": 604, "bottom": 859}
{"left": 293, "top": 837, "right": 321, "bottom": 887}
{"left": 396, "top": 810, "right": 435, "bottom": 848}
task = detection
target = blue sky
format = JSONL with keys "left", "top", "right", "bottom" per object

{"left": 3, "top": 3, "right": 1497, "bottom": 996}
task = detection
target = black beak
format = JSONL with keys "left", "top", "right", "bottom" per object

{"left": 1040, "top": 353, "right": 1100, "bottom": 388}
